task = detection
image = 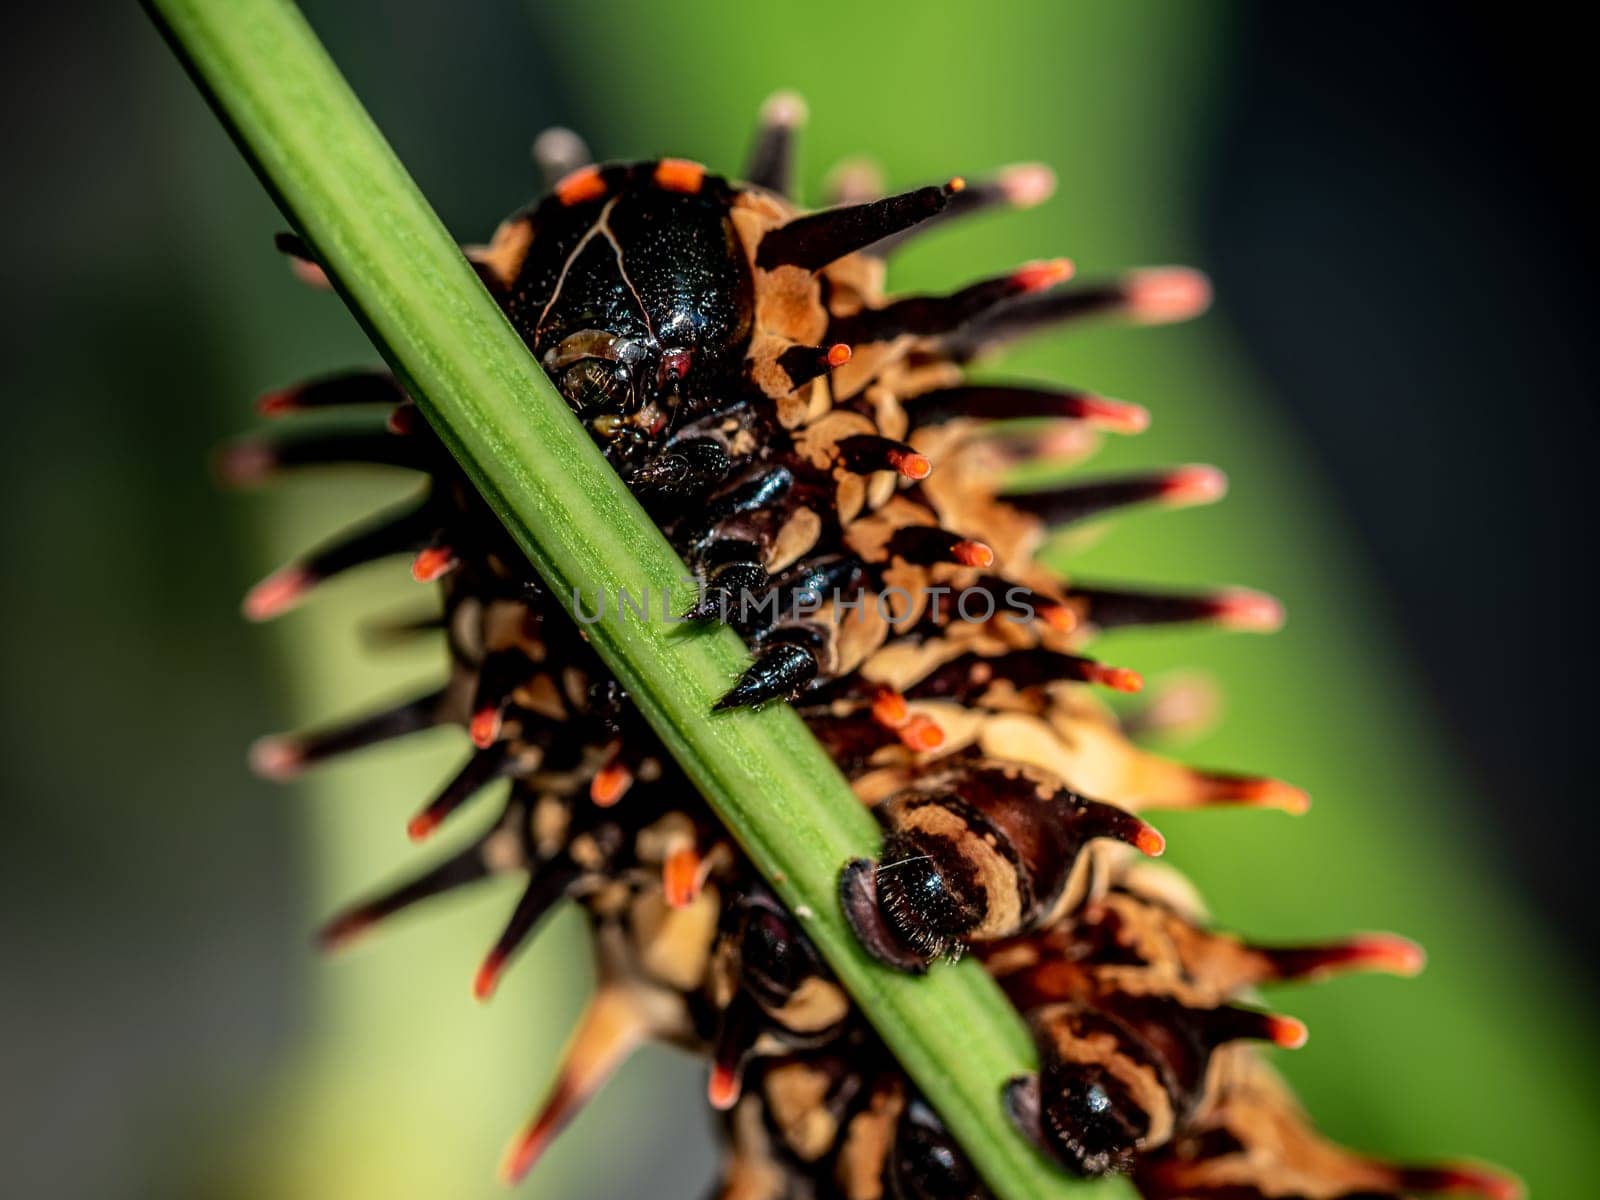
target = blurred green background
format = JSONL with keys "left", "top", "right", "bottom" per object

{"left": 2, "top": 2, "right": 1593, "bottom": 1197}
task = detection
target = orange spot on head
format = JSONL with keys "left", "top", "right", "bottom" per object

{"left": 662, "top": 847, "right": 703, "bottom": 909}
{"left": 1012, "top": 257, "right": 1074, "bottom": 293}
{"left": 406, "top": 810, "right": 442, "bottom": 843}
{"left": 825, "top": 342, "right": 852, "bottom": 368}
{"left": 243, "top": 565, "right": 311, "bottom": 622}
{"left": 887, "top": 449, "right": 932, "bottom": 480}
{"left": 555, "top": 165, "right": 607, "bottom": 206}
{"left": 952, "top": 540, "right": 994, "bottom": 569}
{"left": 946, "top": 176, "right": 967, "bottom": 194}
{"left": 590, "top": 762, "right": 633, "bottom": 807}
{"left": 707, "top": 1063, "right": 741, "bottom": 1110}
{"left": 469, "top": 705, "right": 502, "bottom": 749}
{"left": 654, "top": 158, "right": 707, "bottom": 194}
{"left": 410, "top": 546, "right": 457, "bottom": 583}
{"left": 898, "top": 714, "right": 946, "bottom": 752}
{"left": 1267, "top": 1014, "right": 1309, "bottom": 1049}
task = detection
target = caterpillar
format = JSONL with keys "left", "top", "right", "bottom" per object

{"left": 223, "top": 93, "right": 1519, "bottom": 1199}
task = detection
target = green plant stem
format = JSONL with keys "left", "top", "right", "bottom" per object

{"left": 144, "top": 1, "right": 1110, "bottom": 1194}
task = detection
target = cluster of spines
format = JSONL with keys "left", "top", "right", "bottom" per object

{"left": 227, "top": 93, "right": 1518, "bottom": 1200}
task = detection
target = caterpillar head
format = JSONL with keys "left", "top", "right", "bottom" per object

{"left": 841, "top": 763, "right": 1163, "bottom": 972}
{"left": 495, "top": 163, "right": 756, "bottom": 476}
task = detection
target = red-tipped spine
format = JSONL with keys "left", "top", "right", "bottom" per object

{"left": 410, "top": 545, "right": 457, "bottom": 583}
{"left": 1123, "top": 267, "right": 1213, "bottom": 324}
{"left": 243, "top": 565, "right": 312, "bottom": 622}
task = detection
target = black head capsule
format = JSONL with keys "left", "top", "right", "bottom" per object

{"left": 506, "top": 162, "right": 756, "bottom": 476}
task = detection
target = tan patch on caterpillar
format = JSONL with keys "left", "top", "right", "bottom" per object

{"left": 763, "top": 1061, "right": 839, "bottom": 1162}
{"left": 822, "top": 591, "right": 890, "bottom": 680}
{"left": 466, "top": 215, "right": 535, "bottom": 288}
{"left": 767, "top": 507, "right": 822, "bottom": 573}
{"left": 842, "top": 496, "right": 935, "bottom": 564}
{"left": 835, "top": 1078, "right": 905, "bottom": 1200}
{"left": 795, "top": 410, "right": 878, "bottom": 470}
{"left": 1085, "top": 890, "right": 1269, "bottom": 1009}
{"left": 851, "top": 765, "right": 913, "bottom": 808}
{"left": 863, "top": 382, "right": 910, "bottom": 442}
{"left": 819, "top": 248, "right": 885, "bottom": 317}
{"left": 896, "top": 700, "right": 984, "bottom": 760}
{"left": 512, "top": 673, "right": 567, "bottom": 721}
{"left": 743, "top": 263, "right": 829, "bottom": 347}
{"left": 1042, "top": 704, "right": 1211, "bottom": 813}
{"left": 921, "top": 454, "right": 1042, "bottom": 571}
{"left": 483, "top": 598, "right": 541, "bottom": 655}
{"left": 768, "top": 974, "right": 850, "bottom": 1035}
{"left": 634, "top": 810, "right": 696, "bottom": 863}
{"left": 745, "top": 334, "right": 793, "bottom": 399}
{"left": 530, "top": 794, "right": 569, "bottom": 861}
{"left": 829, "top": 338, "right": 911, "bottom": 403}
{"left": 1119, "top": 859, "right": 1211, "bottom": 924}
{"left": 484, "top": 820, "right": 530, "bottom": 874}
{"left": 720, "top": 1095, "right": 791, "bottom": 1200}
{"left": 629, "top": 884, "right": 719, "bottom": 992}
{"left": 834, "top": 473, "right": 867, "bottom": 525}
{"left": 559, "top": 667, "right": 592, "bottom": 711}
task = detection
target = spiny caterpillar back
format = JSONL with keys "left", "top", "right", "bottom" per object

{"left": 225, "top": 92, "right": 1519, "bottom": 1200}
